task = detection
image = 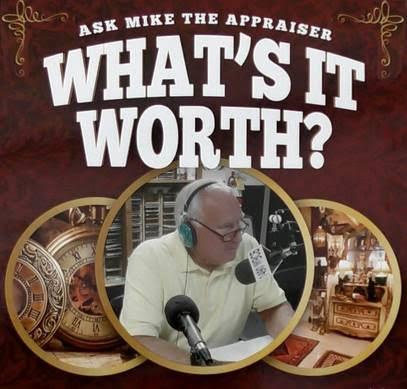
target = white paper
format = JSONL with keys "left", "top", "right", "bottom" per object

{"left": 210, "top": 335, "right": 273, "bottom": 362}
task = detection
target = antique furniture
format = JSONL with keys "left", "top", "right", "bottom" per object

{"left": 327, "top": 293, "right": 386, "bottom": 338}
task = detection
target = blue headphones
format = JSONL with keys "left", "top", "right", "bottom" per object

{"left": 178, "top": 181, "right": 216, "bottom": 248}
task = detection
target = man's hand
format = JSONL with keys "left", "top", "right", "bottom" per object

{"left": 134, "top": 335, "right": 229, "bottom": 366}
{"left": 134, "top": 335, "right": 191, "bottom": 365}
{"left": 258, "top": 301, "right": 294, "bottom": 338}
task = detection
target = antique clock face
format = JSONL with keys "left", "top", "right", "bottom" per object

{"left": 47, "top": 226, "right": 121, "bottom": 349}
{"left": 13, "top": 240, "right": 66, "bottom": 347}
{"left": 14, "top": 259, "right": 47, "bottom": 333}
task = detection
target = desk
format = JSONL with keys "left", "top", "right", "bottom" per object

{"left": 327, "top": 296, "right": 385, "bottom": 338}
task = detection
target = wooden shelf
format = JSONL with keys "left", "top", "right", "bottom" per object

{"left": 104, "top": 176, "right": 196, "bottom": 289}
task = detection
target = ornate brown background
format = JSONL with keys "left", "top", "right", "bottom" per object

{"left": 0, "top": 0, "right": 405, "bottom": 387}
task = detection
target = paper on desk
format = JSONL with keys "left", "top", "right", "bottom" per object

{"left": 210, "top": 335, "right": 273, "bottom": 362}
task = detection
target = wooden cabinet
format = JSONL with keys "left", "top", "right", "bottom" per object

{"left": 327, "top": 296, "right": 385, "bottom": 338}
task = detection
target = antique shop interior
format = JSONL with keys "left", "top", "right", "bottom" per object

{"left": 104, "top": 166, "right": 307, "bottom": 340}
{"left": 271, "top": 206, "right": 394, "bottom": 368}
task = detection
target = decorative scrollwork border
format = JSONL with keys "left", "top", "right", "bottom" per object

{"left": 1, "top": 0, "right": 68, "bottom": 77}
{"left": 337, "top": 0, "right": 405, "bottom": 79}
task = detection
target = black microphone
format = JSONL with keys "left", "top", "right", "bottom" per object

{"left": 164, "top": 295, "right": 213, "bottom": 365}
{"left": 235, "top": 243, "right": 303, "bottom": 285}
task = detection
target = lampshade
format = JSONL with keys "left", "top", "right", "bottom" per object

{"left": 337, "top": 259, "right": 352, "bottom": 271}
{"left": 336, "top": 259, "right": 353, "bottom": 280}
{"left": 315, "top": 256, "right": 327, "bottom": 266}
{"left": 373, "top": 259, "right": 390, "bottom": 285}
{"left": 373, "top": 260, "right": 390, "bottom": 274}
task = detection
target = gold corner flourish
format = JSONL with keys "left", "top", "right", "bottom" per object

{"left": 1, "top": 0, "right": 68, "bottom": 77}
{"left": 337, "top": 0, "right": 405, "bottom": 79}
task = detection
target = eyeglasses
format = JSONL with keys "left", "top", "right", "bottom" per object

{"left": 190, "top": 218, "right": 248, "bottom": 242}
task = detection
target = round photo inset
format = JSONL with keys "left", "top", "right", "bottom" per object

{"left": 95, "top": 163, "right": 314, "bottom": 374}
{"left": 265, "top": 199, "right": 401, "bottom": 375}
{"left": 5, "top": 198, "right": 145, "bottom": 376}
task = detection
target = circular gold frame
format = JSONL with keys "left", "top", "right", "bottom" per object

{"left": 264, "top": 199, "right": 402, "bottom": 376}
{"left": 5, "top": 197, "right": 145, "bottom": 376}
{"left": 95, "top": 162, "right": 315, "bottom": 374}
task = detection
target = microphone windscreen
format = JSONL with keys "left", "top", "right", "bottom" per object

{"left": 164, "top": 295, "right": 200, "bottom": 331}
{"left": 234, "top": 260, "right": 256, "bottom": 285}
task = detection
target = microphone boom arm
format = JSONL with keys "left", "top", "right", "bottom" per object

{"left": 263, "top": 241, "right": 304, "bottom": 274}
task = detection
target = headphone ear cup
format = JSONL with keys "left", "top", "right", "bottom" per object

{"left": 178, "top": 220, "right": 197, "bottom": 249}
